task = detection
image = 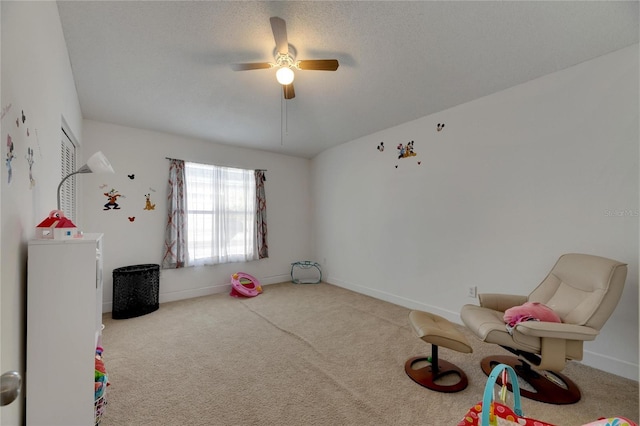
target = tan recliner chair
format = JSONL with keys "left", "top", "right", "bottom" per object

{"left": 460, "top": 253, "right": 627, "bottom": 404}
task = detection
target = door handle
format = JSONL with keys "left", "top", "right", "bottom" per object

{"left": 0, "top": 371, "right": 22, "bottom": 406}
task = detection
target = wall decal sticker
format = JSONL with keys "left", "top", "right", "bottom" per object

{"left": 143, "top": 193, "right": 156, "bottom": 210}
{"left": 128, "top": 217, "right": 135, "bottom": 222}
{"left": 377, "top": 142, "right": 384, "bottom": 152}
{"left": 1, "top": 103, "right": 12, "bottom": 121}
{"left": 26, "top": 147, "right": 35, "bottom": 188}
{"left": 128, "top": 174, "right": 135, "bottom": 180}
{"left": 418, "top": 161, "right": 421, "bottom": 165}
{"left": 437, "top": 123, "right": 445, "bottom": 132}
{"left": 397, "top": 141, "right": 416, "bottom": 159}
{"left": 6, "top": 134, "right": 15, "bottom": 184}
{"left": 21, "top": 110, "right": 26, "bottom": 124}
{"left": 103, "top": 188, "right": 122, "bottom": 210}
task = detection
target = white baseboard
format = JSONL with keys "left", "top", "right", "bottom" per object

{"left": 158, "top": 283, "right": 231, "bottom": 305}
{"left": 326, "top": 275, "right": 639, "bottom": 382}
{"left": 258, "top": 274, "right": 292, "bottom": 286}
{"left": 328, "top": 276, "right": 462, "bottom": 323}
{"left": 102, "top": 274, "right": 290, "bottom": 313}
{"left": 581, "top": 349, "right": 639, "bottom": 381}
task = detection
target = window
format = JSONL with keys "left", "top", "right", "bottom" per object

{"left": 60, "top": 128, "right": 77, "bottom": 222}
{"left": 184, "top": 162, "right": 257, "bottom": 265}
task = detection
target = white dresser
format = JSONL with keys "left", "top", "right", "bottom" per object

{"left": 26, "top": 233, "right": 104, "bottom": 426}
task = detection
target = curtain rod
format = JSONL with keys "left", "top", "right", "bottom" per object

{"left": 165, "top": 156, "right": 266, "bottom": 172}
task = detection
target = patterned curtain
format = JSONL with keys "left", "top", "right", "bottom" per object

{"left": 162, "top": 159, "right": 188, "bottom": 269}
{"left": 255, "top": 170, "right": 268, "bottom": 259}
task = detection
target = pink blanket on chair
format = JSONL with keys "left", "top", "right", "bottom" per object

{"left": 503, "top": 301, "right": 562, "bottom": 327}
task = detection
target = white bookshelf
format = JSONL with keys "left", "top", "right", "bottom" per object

{"left": 26, "top": 233, "right": 103, "bottom": 426}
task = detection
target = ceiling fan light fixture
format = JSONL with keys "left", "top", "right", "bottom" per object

{"left": 231, "top": 17, "right": 339, "bottom": 99}
{"left": 276, "top": 66, "right": 294, "bottom": 85}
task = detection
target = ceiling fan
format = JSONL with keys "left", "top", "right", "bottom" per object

{"left": 232, "top": 17, "right": 339, "bottom": 100}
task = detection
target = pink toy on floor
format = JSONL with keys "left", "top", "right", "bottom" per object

{"left": 229, "top": 272, "right": 262, "bottom": 298}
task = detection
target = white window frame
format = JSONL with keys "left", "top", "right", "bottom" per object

{"left": 184, "top": 162, "right": 257, "bottom": 265}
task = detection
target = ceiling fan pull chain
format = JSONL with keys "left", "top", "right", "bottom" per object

{"left": 281, "top": 96, "right": 284, "bottom": 146}
{"left": 280, "top": 95, "right": 289, "bottom": 147}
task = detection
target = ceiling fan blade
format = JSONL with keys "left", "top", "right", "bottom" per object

{"left": 297, "top": 59, "right": 339, "bottom": 71}
{"left": 283, "top": 83, "right": 295, "bottom": 100}
{"left": 231, "top": 62, "right": 272, "bottom": 71}
{"left": 270, "top": 17, "right": 288, "bottom": 55}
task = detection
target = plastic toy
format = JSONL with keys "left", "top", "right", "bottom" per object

{"left": 229, "top": 272, "right": 262, "bottom": 298}
{"left": 35, "top": 210, "right": 78, "bottom": 239}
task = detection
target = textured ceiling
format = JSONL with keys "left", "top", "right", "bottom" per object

{"left": 57, "top": 1, "right": 639, "bottom": 158}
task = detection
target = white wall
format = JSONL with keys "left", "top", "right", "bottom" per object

{"left": 2, "top": 16, "right": 635, "bottom": 426}
{"left": 0, "top": 2, "right": 83, "bottom": 423}
{"left": 80, "top": 120, "right": 313, "bottom": 311}
{"left": 311, "top": 45, "right": 639, "bottom": 380}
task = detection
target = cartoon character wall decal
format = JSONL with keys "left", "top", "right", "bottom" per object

{"left": 26, "top": 147, "right": 35, "bottom": 188}
{"left": 377, "top": 142, "right": 385, "bottom": 152}
{"left": 437, "top": 123, "right": 445, "bottom": 132}
{"left": 143, "top": 193, "right": 156, "bottom": 210}
{"left": 103, "top": 188, "right": 122, "bottom": 210}
{"left": 397, "top": 140, "right": 416, "bottom": 159}
{"left": 128, "top": 174, "right": 135, "bottom": 180}
{"left": 128, "top": 217, "right": 135, "bottom": 222}
{"left": 6, "top": 134, "right": 15, "bottom": 184}
{"left": 1, "top": 103, "right": 12, "bottom": 121}
{"left": 15, "top": 110, "right": 26, "bottom": 128}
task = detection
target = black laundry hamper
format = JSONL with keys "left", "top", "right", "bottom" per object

{"left": 112, "top": 264, "right": 160, "bottom": 319}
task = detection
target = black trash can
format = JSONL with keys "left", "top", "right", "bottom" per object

{"left": 112, "top": 264, "right": 160, "bottom": 319}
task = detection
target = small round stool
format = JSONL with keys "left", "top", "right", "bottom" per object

{"left": 405, "top": 310, "right": 472, "bottom": 393}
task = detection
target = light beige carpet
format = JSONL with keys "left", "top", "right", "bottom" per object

{"left": 100, "top": 282, "right": 638, "bottom": 425}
